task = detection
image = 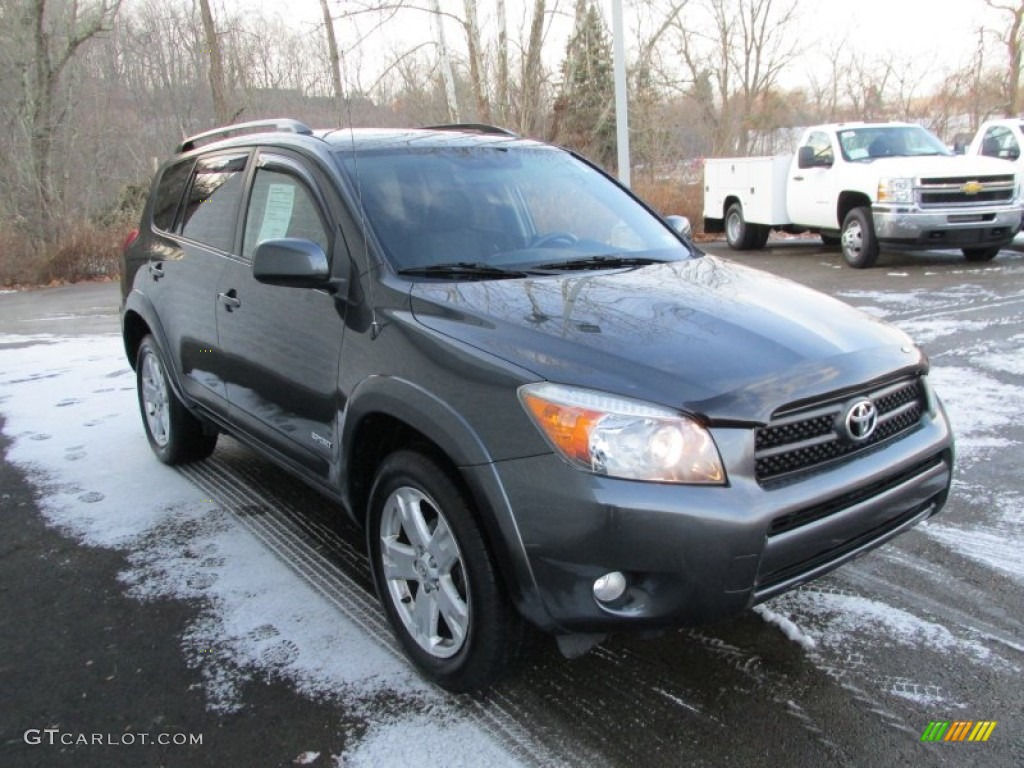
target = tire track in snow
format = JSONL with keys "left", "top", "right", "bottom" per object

{"left": 180, "top": 457, "right": 566, "bottom": 768}
{"left": 181, "top": 446, "right": 850, "bottom": 767}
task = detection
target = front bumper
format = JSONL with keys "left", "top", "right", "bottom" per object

{"left": 476, "top": 402, "right": 953, "bottom": 634}
{"left": 872, "top": 203, "right": 1022, "bottom": 247}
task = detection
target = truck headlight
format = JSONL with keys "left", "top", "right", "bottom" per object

{"left": 519, "top": 382, "right": 725, "bottom": 484}
{"left": 878, "top": 177, "right": 914, "bottom": 203}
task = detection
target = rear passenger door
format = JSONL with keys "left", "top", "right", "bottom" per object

{"left": 215, "top": 150, "right": 347, "bottom": 479}
{"left": 149, "top": 151, "right": 250, "bottom": 415}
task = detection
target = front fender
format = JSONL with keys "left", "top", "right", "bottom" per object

{"left": 341, "top": 375, "right": 556, "bottom": 630}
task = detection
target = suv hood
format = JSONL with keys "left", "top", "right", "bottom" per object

{"left": 409, "top": 257, "right": 924, "bottom": 424}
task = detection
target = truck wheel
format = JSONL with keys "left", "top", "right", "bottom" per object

{"left": 367, "top": 450, "right": 525, "bottom": 691}
{"left": 136, "top": 335, "right": 218, "bottom": 464}
{"left": 841, "top": 207, "right": 879, "bottom": 268}
{"left": 725, "top": 203, "right": 766, "bottom": 250}
{"left": 962, "top": 247, "right": 1000, "bottom": 262}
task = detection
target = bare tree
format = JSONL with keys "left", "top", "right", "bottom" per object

{"left": 985, "top": 0, "right": 1024, "bottom": 115}
{"left": 198, "top": 0, "right": 231, "bottom": 124}
{"left": 19, "top": 0, "right": 122, "bottom": 219}
{"left": 463, "top": 0, "right": 491, "bottom": 121}
{"left": 320, "top": 0, "right": 346, "bottom": 119}
{"left": 670, "top": 0, "right": 801, "bottom": 155}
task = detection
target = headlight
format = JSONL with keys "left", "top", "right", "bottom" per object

{"left": 518, "top": 382, "right": 725, "bottom": 484}
{"left": 877, "top": 177, "right": 914, "bottom": 203}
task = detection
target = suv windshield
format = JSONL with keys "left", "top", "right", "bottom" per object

{"left": 837, "top": 126, "right": 951, "bottom": 161}
{"left": 336, "top": 147, "right": 689, "bottom": 273}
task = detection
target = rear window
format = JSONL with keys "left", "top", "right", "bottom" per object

{"left": 180, "top": 153, "right": 249, "bottom": 252}
{"left": 151, "top": 159, "right": 194, "bottom": 232}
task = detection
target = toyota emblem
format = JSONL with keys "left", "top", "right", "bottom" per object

{"left": 842, "top": 399, "right": 878, "bottom": 442}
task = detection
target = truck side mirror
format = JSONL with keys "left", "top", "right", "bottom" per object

{"left": 797, "top": 145, "right": 825, "bottom": 169}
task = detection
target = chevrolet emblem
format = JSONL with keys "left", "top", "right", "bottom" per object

{"left": 961, "top": 180, "right": 983, "bottom": 195}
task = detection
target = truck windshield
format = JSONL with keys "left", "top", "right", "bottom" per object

{"left": 335, "top": 147, "right": 690, "bottom": 272}
{"left": 837, "top": 126, "right": 951, "bottom": 161}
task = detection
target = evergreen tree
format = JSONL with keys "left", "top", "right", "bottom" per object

{"left": 551, "top": 1, "right": 616, "bottom": 169}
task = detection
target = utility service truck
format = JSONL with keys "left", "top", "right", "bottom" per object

{"left": 703, "top": 122, "right": 1022, "bottom": 268}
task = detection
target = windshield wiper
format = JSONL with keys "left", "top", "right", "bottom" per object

{"left": 530, "top": 255, "right": 668, "bottom": 271}
{"left": 397, "top": 261, "right": 530, "bottom": 279}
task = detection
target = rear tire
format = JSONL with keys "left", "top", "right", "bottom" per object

{"left": 725, "top": 202, "right": 768, "bottom": 250}
{"left": 136, "top": 335, "right": 217, "bottom": 464}
{"left": 367, "top": 450, "right": 525, "bottom": 692}
{"left": 962, "top": 247, "right": 1000, "bottom": 262}
{"left": 841, "top": 207, "right": 879, "bottom": 268}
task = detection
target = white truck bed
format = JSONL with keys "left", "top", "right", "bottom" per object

{"left": 702, "top": 155, "right": 792, "bottom": 226}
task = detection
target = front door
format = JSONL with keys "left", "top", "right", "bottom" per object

{"left": 215, "top": 152, "right": 347, "bottom": 479}
{"left": 787, "top": 130, "right": 838, "bottom": 230}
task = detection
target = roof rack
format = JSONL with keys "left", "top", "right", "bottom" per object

{"left": 177, "top": 118, "right": 314, "bottom": 153}
{"left": 422, "top": 123, "right": 519, "bottom": 138}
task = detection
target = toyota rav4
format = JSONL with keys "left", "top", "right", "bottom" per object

{"left": 121, "top": 119, "right": 954, "bottom": 691}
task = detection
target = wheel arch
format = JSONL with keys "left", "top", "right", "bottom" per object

{"left": 837, "top": 190, "right": 872, "bottom": 227}
{"left": 341, "top": 376, "right": 549, "bottom": 628}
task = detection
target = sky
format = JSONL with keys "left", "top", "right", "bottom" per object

{"left": 233, "top": 0, "right": 1006, "bottom": 94}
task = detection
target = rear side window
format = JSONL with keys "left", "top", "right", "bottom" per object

{"left": 151, "top": 159, "right": 194, "bottom": 232}
{"left": 242, "top": 169, "right": 330, "bottom": 261}
{"left": 181, "top": 154, "right": 249, "bottom": 252}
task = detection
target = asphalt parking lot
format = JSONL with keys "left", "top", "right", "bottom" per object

{"left": 1, "top": 237, "right": 1022, "bottom": 767}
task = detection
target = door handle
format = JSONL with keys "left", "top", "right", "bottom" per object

{"left": 792, "top": 176, "right": 804, "bottom": 181}
{"left": 218, "top": 290, "right": 241, "bottom": 311}
{"left": 149, "top": 262, "right": 164, "bottom": 280}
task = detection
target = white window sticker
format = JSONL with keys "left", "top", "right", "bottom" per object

{"left": 258, "top": 183, "right": 295, "bottom": 242}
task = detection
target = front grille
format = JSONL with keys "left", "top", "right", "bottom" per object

{"left": 754, "top": 377, "right": 927, "bottom": 483}
{"left": 917, "top": 174, "right": 1015, "bottom": 208}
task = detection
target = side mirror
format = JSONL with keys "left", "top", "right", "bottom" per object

{"left": 253, "top": 238, "right": 339, "bottom": 290}
{"left": 797, "top": 145, "right": 819, "bottom": 169}
{"left": 665, "top": 215, "right": 692, "bottom": 240}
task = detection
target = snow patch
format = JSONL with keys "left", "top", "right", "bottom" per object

{"left": 341, "top": 714, "right": 525, "bottom": 768}
{"left": 0, "top": 334, "right": 524, "bottom": 761}
{"left": 771, "top": 589, "right": 993, "bottom": 664}
{"left": 927, "top": 366, "right": 1023, "bottom": 460}
{"left": 753, "top": 604, "right": 817, "bottom": 650}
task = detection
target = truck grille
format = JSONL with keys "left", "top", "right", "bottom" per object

{"left": 754, "top": 377, "right": 927, "bottom": 483}
{"left": 917, "top": 174, "right": 1015, "bottom": 207}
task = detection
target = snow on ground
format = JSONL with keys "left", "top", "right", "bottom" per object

{"left": 0, "top": 333, "right": 523, "bottom": 766}
{"left": 771, "top": 589, "right": 993, "bottom": 664}
{"left": 928, "top": 365, "right": 1023, "bottom": 461}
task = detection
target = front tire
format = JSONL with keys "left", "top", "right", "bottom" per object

{"left": 367, "top": 450, "right": 524, "bottom": 692}
{"left": 841, "top": 207, "right": 879, "bottom": 268}
{"left": 962, "top": 247, "right": 1000, "bottom": 262}
{"left": 136, "top": 335, "right": 217, "bottom": 464}
{"left": 725, "top": 202, "right": 768, "bottom": 250}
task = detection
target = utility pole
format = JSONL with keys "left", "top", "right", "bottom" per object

{"left": 611, "top": 0, "right": 630, "bottom": 186}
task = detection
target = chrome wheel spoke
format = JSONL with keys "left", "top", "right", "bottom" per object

{"left": 411, "top": 586, "right": 440, "bottom": 645}
{"left": 381, "top": 537, "right": 418, "bottom": 581}
{"left": 436, "top": 577, "right": 469, "bottom": 645}
{"left": 427, "top": 517, "right": 459, "bottom": 573}
{"left": 396, "top": 491, "right": 431, "bottom": 550}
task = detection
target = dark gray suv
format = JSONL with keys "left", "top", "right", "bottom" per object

{"left": 121, "top": 119, "right": 953, "bottom": 691}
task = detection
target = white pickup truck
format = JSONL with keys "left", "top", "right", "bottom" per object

{"left": 703, "top": 122, "right": 1022, "bottom": 268}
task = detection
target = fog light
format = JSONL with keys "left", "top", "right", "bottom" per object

{"left": 593, "top": 571, "right": 628, "bottom": 603}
